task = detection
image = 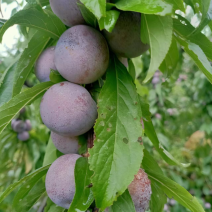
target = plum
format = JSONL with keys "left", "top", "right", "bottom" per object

{"left": 13, "top": 120, "right": 26, "bottom": 133}
{"left": 51, "top": 131, "right": 80, "bottom": 154}
{"left": 35, "top": 47, "right": 56, "bottom": 82}
{"left": 128, "top": 169, "right": 152, "bottom": 212}
{"left": 18, "top": 131, "right": 29, "bottom": 141}
{"left": 24, "top": 119, "right": 32, "bottom": 131}
{"left": 40, "top": 82, "right": 97, "bottom": 136}
{"left": 55, "top": 25, "right": 109, "bottom": 84}
{"left": 49, "top": 0, "right": 85, "bottom": 27}
{"left": 45, "top": 154, "right": 81, "bottom": 209}
{"left": 103, "top": 12, "right": 149, "bottom": 58}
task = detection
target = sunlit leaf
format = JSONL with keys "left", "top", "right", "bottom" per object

{"left": 99, "top": 10, "right": 120, "bottom": 32}
{"left": 80, "top": 0, "right": 106, "bottom": 20}
{"left": 107, "top": 189, "right": 136, "bottom": 212}
{"left": 176, "top": 37, "right": 212, "bottom": 84}
{"left": 68, "top": 157, "right": 94, "bottom": 212}
{"left": 159, "top": 37, "right": 179, "bottom": 77}
{"left": 13, "top": 31, "right": 50, "bottom": 96}
{"left": 142, "top": 149, "right": 167, "bottom": 212}
{"left": 0, "top": 165, "right": 50, "bottom": 204}
{"left": 0, "top": 81, "right": 54, "bottom": 134}
{"left": 173, "top": 16, "right": 212, "bottom": 61}
{"left": 0, "top": 6, "right": 66, "bottom": 42}
{"left": 141, "top": 14, "right": 173, "bottom": 83}
{"left": 0, "top": 59, "right": 18, "bottom": 106}
{"left": 147, "top": 171, "right": 205, "bottom": 212}
{"left": 89, "top": 56, "right": 144, "bottom": 210}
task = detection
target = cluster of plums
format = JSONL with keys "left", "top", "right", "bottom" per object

{"left": 11, "top": 108, "right": 32, "bottom": 141}
{"left": 35, "top": 0, "right": 151, "bottom": 211}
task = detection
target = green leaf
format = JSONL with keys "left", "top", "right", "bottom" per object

{"left": 114, "top": 0, "right": 173, "bottom": 16}
{"left": 0, "top": 81, "right": 54, "bottom": 134}
{"left": 43, "top": 137, "right": 57, "bottom": 166}
{"left": 89, "top": 56, "right": 144, "bottom": 210}
{"left": 190, "top": 0, "right": 212, "bottom": 35}
{"left": 50, "top": 70, "right": 66, "bottom": 84}
{"left": 176, "top": 38, "right": 212, "bottom": 84}
{"left": 68, "top": 157, "right": 94, "bottom": 212}
{"left": 147, "top": 171, "right": 205, "bottom": 212}
{"left": 80, "top": 0, "right": 106, "bottom": 20}
{"left": 128, "top": 59, "right": 136, "bottom": 80}
{"left": 141, "top": 14, "right": 173, "bottom": 83}
{"left": 0, "top": 18, "right": 6, "bottom": 29}
{"left": 108, "top": 189, "right": 136, "bottom": 212}
{"left": 0, "top": 165, "right": 50, "bottom": 204}
{"left": 39, "top": 0, "right": 50, "bottom": 6}
{"left": 139, "top": 100, "right": 190, "bottom": 167}
{"left": 77, "top": 3, "right": 97, "bottom": 28}
{"left": 0, "top": 6, "right": 66, "bottom": 43}
{"left": 164, "top": 0, "right": 185, "bottom": 12}
{"left": 99, "top": 10, "right": 120, "bottom": 32}
{"left": 13, "top": 179, "right": 46, "bottom": 212}
{"left": 45, "top": 198, "right": 66, "bottom": 212}
{"left": 173, "top": 16, "right": 212, "bottom": 61}
{"left": 142, "top": 149, "right": 167, "bottom": 212}
{"left": 0, "top": 59, "right": 18, "bottom": 106}
{"left": 159, "top": 37, "right": 179, "bottom": 77}
{"left": 13, "top": 31, "right": 50, "bottom": 96}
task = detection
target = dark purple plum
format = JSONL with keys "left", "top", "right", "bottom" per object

{"left": 55, "top": 25, "right": 109, "bottom": 84}
{"left": 40, "top": 82, "right": 97, "bottom": 136}
{"left": 51, "top": 132, "right": 80, "bottom": 154}
{"left": 128, "top": 169, "right": 152, "bottom": 212}
{"left": 103, "top": 12, "right": 149, "bottom": 58}
{"left": 45, "top": 154, "right": 81, "bottom": 209}
{"left": 13, "top": 120, "right": 26, "bottom": 133}
{"left": 18, "top": 131, "right": 29, "bottom": 141}
{"left": 24, "top": 119, "right": 32, "bottom": 131}
{"left": 35, "top": 47, "right": 56, "bottom": 82}
{"left": 49, "top": 0, "right": 85, "bottom": 27}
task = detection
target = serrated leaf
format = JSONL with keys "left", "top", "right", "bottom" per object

{"left": 159, "top": 37, "right": 179, "bottom": 77}
{"left": 176, "top": 38, "right": 212, "bottom": 84}
{"left": 68, "top": 157, "right": 94, "bottom": 212}
{"left": 141, "top": 14, "right": 173, "bottom": 83}
{"left": 99, "top": 10, "right": 120, "bottom": 32}
{"left": 146, "top": 171, "right": 205, "bottom": 212}
{"left": 142, "top": 149, "right": 166, "bottom": 212}
{"left": 13, "top": 179, "right": 46, "bottom": 212}
{"left": 114, "top": 0, "right": 173, "bottom": 16}
{"left": 0, "top": 6, "right": 66, "bottom": 43}
{"left": 139, "top": 99, "right": 190, "bottom": 167}
{"left": 0, "top": 165, "right": 50, "bottom": 204}
{"left": 50, "top": 70, "right": 66, "bottom": 84}
{"left": 89, "top": 56, "right": 144, "bottom": 210}
{"left": 0, "top": 81, "right": 54, "bottom": 134}
{"left": 0, "top": 59, "right": 18, "bottom": 106}
{"left": 80, "top": 0, "right": 106, "bottom": 20}
{"left": 77, "top": 3, "right": 97, "bottom": 28}
{"left": 107, "top": 189, "right": 136, "bottom": 212}
{"left": 13, "top": 31, "right": 50, "bottom": 96}
{"left": 173, "top": 16, "right": 212, "bottom": 61}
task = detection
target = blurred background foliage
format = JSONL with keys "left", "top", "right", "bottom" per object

{"left": 0, "top": 0, "right": 212, "bottom": 211}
